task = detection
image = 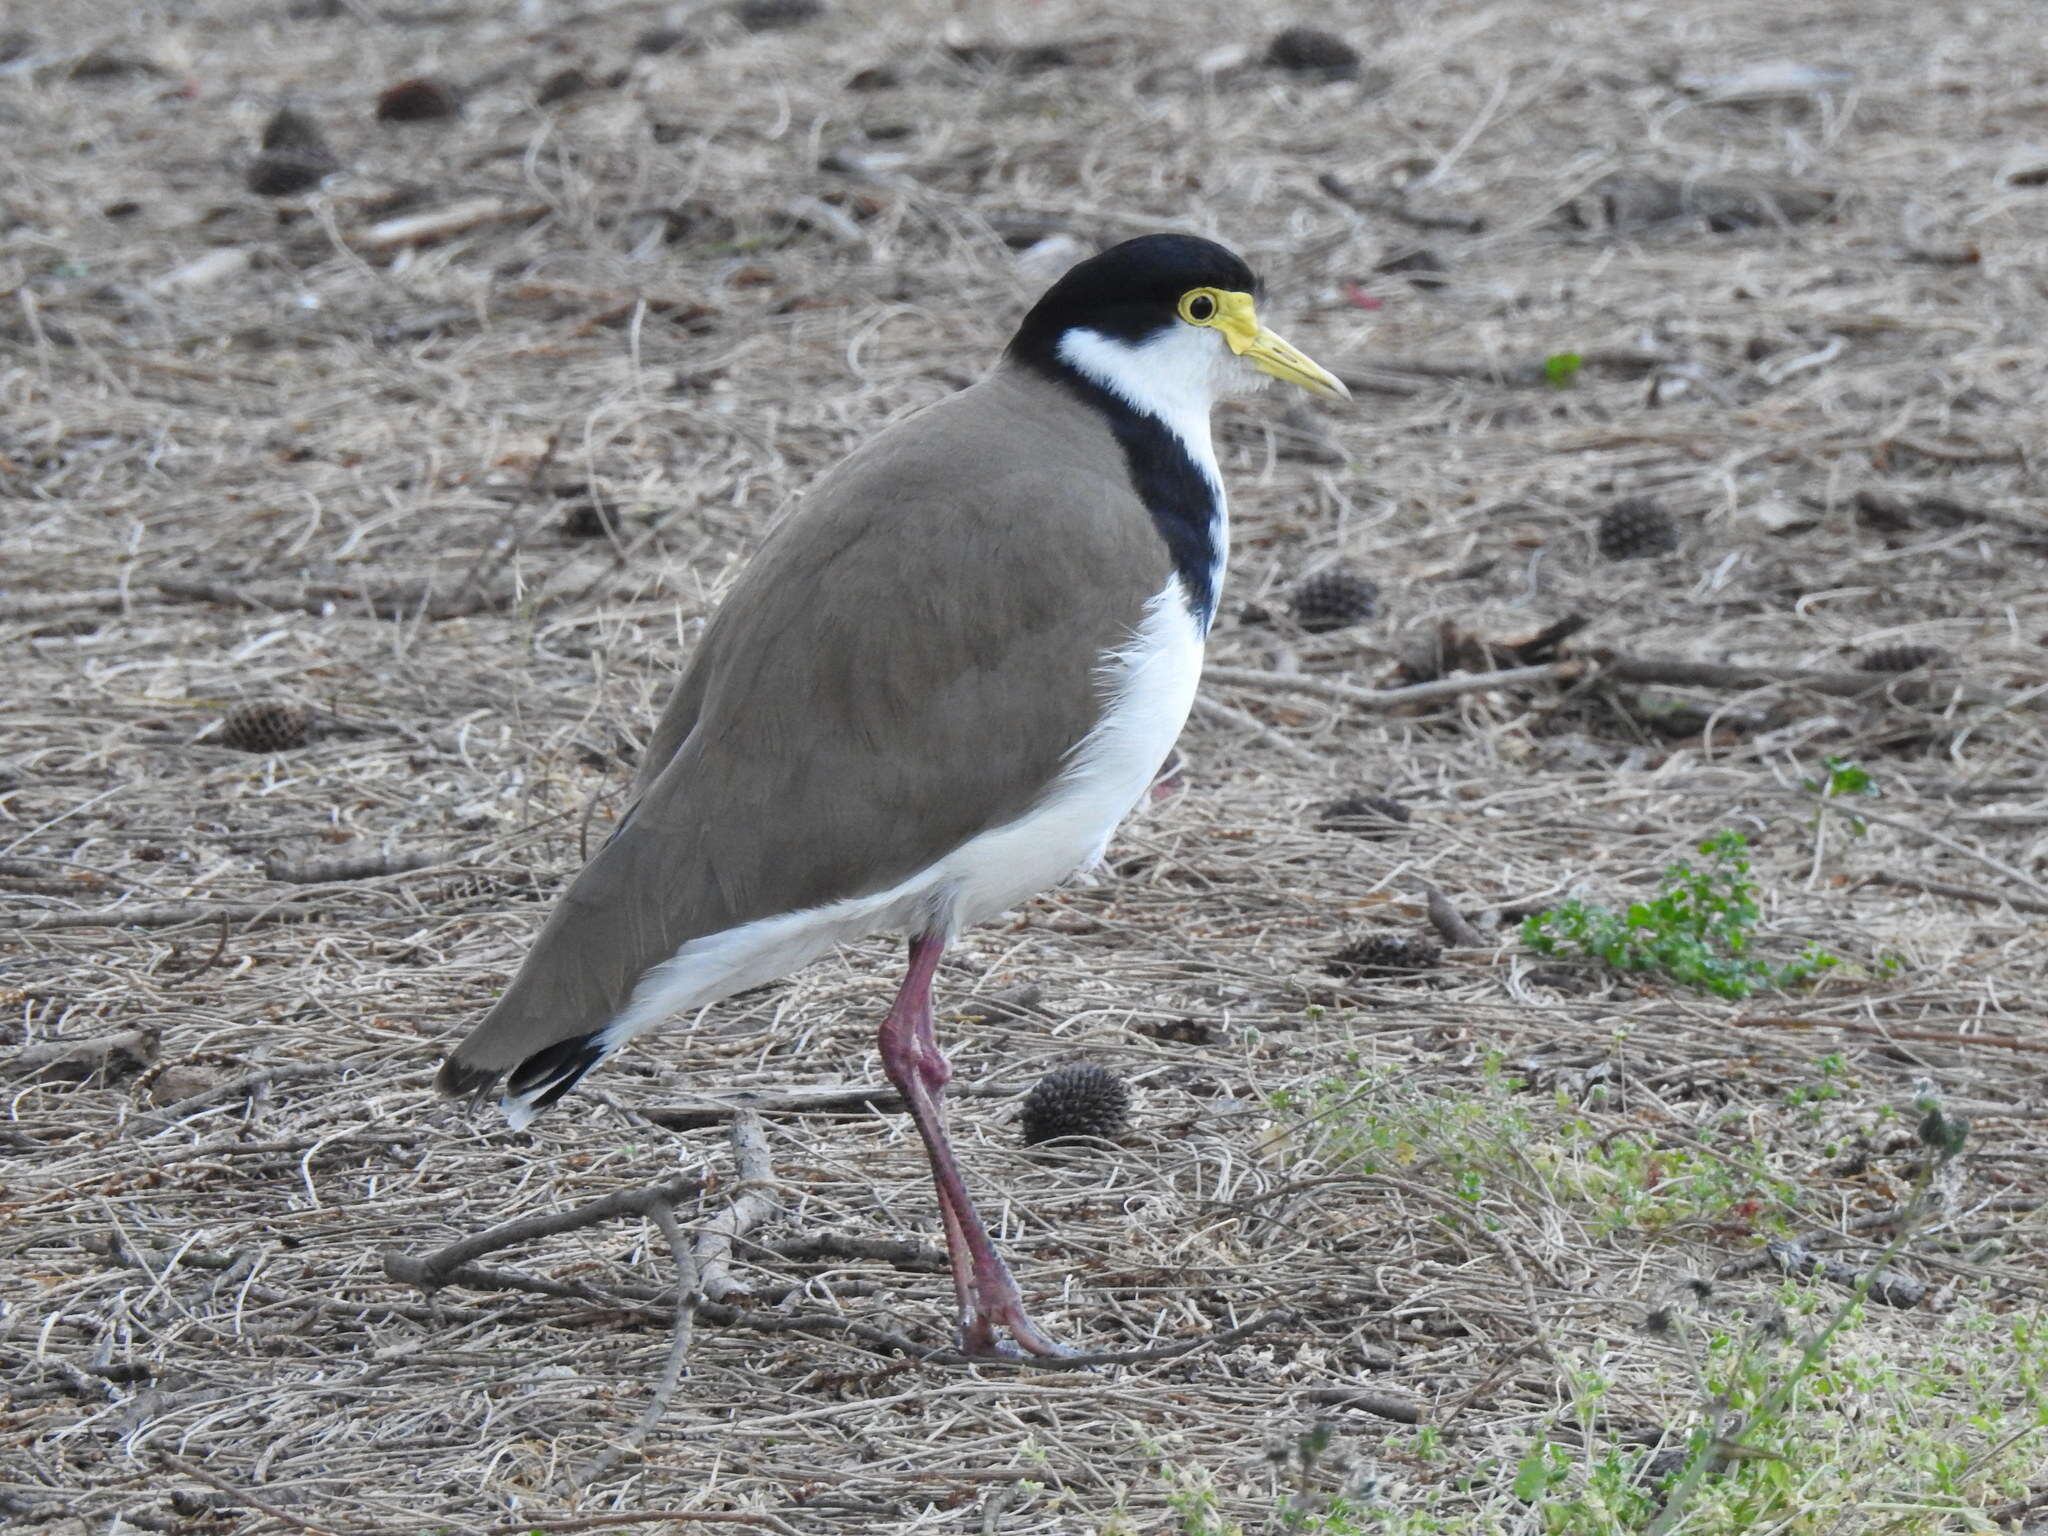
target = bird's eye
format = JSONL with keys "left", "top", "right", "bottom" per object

{"left": 1181, "top": 290, "right": 1218, "bottom": 324}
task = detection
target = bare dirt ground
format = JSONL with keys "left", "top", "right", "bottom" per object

{"left": 4, "top": 1, "right": 2047, "bottom": 1531}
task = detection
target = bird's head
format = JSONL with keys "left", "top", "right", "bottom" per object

{"left": 1007, "top": 233, "right": 1349, "bottom": 419}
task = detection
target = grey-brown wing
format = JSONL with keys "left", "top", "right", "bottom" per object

{"left": 440, "top": 371, "right": 1170, "bottom": 1085}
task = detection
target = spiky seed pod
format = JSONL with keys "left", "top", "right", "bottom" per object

{"left": 1019, "top": 1063, "right": 1130, "bottom": 1145}
{"left": 246, "top": 150, "right": 334, "bottom": 196}
{"left": 375, "top": 76, "right": 461, "bottom": 122}
{"left": 1595, "top": 497, "right": 1679, "bottom": 560}
{"left": 1289, "top": 567, "right": 1380, "bottom": 633}
{"left": 1326, "top": 932, "right": 1442, "bottom": 980}
{"left": 260, "top": 106, "right": 330, "bottom": 156}
{"left": 218, "top": 700, "right": 312, "bottom": 753}
{"left": 1265, "top": 26, "right": 1362, "bottom": 78}
{"left": 561, "top": 501, "right": 615, "bottom": 539}
{"left": 1857, "top": 643, "right": 1946, "bottom": 673}
{"left": 1317, "top": 793, "right": 1411, "bottom": 832}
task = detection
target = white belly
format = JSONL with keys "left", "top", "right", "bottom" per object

{"left": 594, "top": 579, "right": 1205, "bottom": 1056}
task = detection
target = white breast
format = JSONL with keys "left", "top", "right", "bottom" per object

{"left": 584, "top": 579, "right": 1205, "bottom": 1074}
{"left": 935, "top": 577, "right": 1205, "bottom": 930}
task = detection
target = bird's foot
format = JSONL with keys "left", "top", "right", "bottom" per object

{"left": 958, "top": 1287, "right": 1073, "bottom": 1360}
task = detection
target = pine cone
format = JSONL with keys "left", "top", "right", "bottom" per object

{"left": 1317, "top": 793, "right": 1411, "bottom": 833}
{"left": 1326, "top": 932, "right": 1442, "bottom": 980}
{"left": 1290, "top": 567, "right": 1379, "bottom": 633}
{"left": 561, "top": 501, "right": 616, "bottom": 538}
{"left": 1019, "top": 1063, "right": 1130, "bottom": 1145}
{"left": 1857, "top": 644, "right": 1946, "bottom": 673}
{"left": 1595, "top": 497, "right": 1679, "bottom": 560}
{"left": 1265, "top": 26, "right": 1362, "bottom": 78}
{"left": 260, "top": 106, "right": 331, "bottom": 156}
{"left": 376, "top": 76, "right": 461, "bottom": 122}
{"left": 246, "top": 150, "right": 335, "bottom": 196}
{"left": 218, "top": 700, "right": 312, "bottom": 753}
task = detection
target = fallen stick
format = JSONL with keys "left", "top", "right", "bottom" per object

{"left": 1424, "top": 887, "right": 1489, "bottom": 949}
{"left": 1300, "top": 1386, "right": 1427, "bottom": 1424}
{"left": 1606, "top": 650, "right": 2048, "bottom": 718}
{"left": 1761, "top": 1236, "right": 1927, "bottom": 1309}
{"left": 1316, "top": 170, "right": 1486, "bottom": 233}
{"left": 1864, "top": 872, "right": 2048, "bottom": 918}
{"left": 11, "top": 1029, "right": 157, "bottom": 1080}
{"left": 382, "top": 1172, "right": 705, "bottom": 1290}
{"left": 638, "top": 1079, "right": 1016, "bottom": 1131}
{"left": 758, "top": 1231, "right": 946, "bottom": 1269}
{"left": 1729, "top": 1015, "right": 2048, "bottom": 1058}
{"left": 0, "top": 589, "right": 127, "bottom": 621}
{"left": 1203, "top": 660, "right": 1582, "bottom": 710}
{"left": 570, "top": 1200, "right": 700, "bottom": 1489}
{"left": 1987, "top": 1486, "right": 2048, "bottom": 1528}
{"left": 356, "top": 196, "right": 550, "bottom": 252}
{"left": 264, "top": 847, "right": 467, "bottom": 884}
{"left": 1597, "top": 651, "right": 1944, "bottom": 700}
{"left": 0, "top": 898, "right": 337, "bottom": 931}
{"left": 692, "top": 1109, "right": 780, "bottom": 1304}
{"left": 157, "top": 577, "right": 516, "bottom": 621}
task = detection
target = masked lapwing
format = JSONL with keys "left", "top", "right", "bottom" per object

{"left": 438, "top": 234, "right": 1349, "bottom": 1357}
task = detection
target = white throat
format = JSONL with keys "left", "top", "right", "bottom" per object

{"left": 1055, "top": 325, "right": 1229, "bottom": 488}
{"left": 1055, "top": 324, "right": 1232, "bottom": 616}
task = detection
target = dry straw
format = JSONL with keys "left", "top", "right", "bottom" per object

{"left": 4, "top": 0, "right": 2046, "bottom": 1530}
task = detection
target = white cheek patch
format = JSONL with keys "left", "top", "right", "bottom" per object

{"left": 1054, "top": 324, "right": 1229, "bottom": 500}
{"left": 1054, "top": 320, "right": 1233, "bottom": 630}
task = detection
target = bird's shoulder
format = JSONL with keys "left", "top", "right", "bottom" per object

{"left": 771, "top": 363, "right": 1163, "bottom": 576}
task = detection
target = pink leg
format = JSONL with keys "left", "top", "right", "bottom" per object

{"left": 877, "top": 933, "right": 1070, "bottom": 1358}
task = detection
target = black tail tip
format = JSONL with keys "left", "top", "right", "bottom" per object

{"left": 504, "top": 1034, "right": 607, "bottom": 1116}
{"left": 435, "top": 1057, "right": 502, "bottom": 1101}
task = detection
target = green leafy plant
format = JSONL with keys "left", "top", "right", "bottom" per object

{"left": 1544, "top": 350, "right": 1584, "bottom": 388}
{"left": 1522, "top": 831, "right": 1838, "bottom": 999}
{"left": 1803, "top": 753, "right": 1880, "bottom": 834}
{"left": 1804, "top": 755, "right": 1876, "bottom": 803}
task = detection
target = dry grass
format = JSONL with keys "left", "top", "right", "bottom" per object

{"left": 4, "top": 0, "right": 2047, "bottom": 1531}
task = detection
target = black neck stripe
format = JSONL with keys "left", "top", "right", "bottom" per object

{"left": 1022, "top": 358, "right": 1223, "bottom": 626}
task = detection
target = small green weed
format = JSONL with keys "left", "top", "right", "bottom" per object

{"left": 1522, "top": 830, "right": 1838, "bottom": 999}
{"left": 1782, "top": 1053, "right": 1850, "bottom": 1112}
{"left": 1275, "top": 1068, "right": 1790, "bottom": 1237}
{"left": 1803, "top": 753, "right": 1879, "bottom": 830}
{"left": 1544, "top": 351, "right": 1584, "bottom": 388}
{"left": 1644, "top": 1101, "right": 1984, "bottom": 1534}
{"left": 1172, "top": 1485, "right": 1238, "bottom": 1534}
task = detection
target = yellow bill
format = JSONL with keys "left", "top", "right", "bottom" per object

{"left": 1213, "top": 291, "right": 1351, "bottom": 399}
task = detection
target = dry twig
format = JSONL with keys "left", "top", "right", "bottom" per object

{"left": 1863, "top": 872, "right": 2048, "bottom": 918}
{"left": 383, "top": 1172, "right": 707, "bottom": 1291}
{"left": 692, "top": 1108, "right": 781, "bottom": 1303}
